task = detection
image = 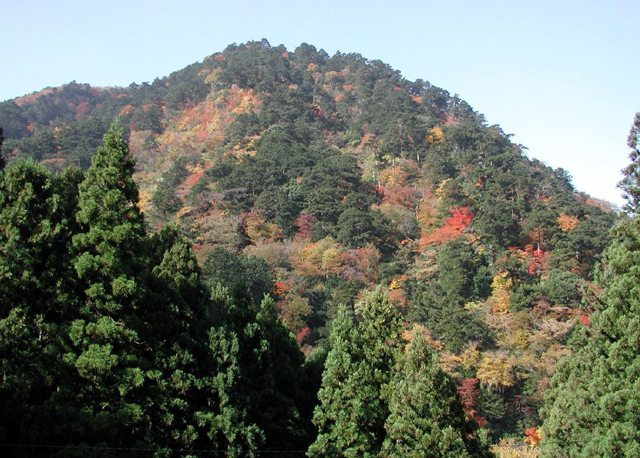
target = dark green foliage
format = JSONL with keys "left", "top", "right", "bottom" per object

{"left": 381, "top": 332, "right": 491, "bottom": 458}
{"left": 0, "top": 121, "right": 312, "bottom": 456}
{"left": 0, "top": 160, "right": 83, "bottom": 452}
{"left": 308, "top": 305, "right": 370, "bottom": 457}
{"left": 553, "top": 208, "right": 616, "bottom": 277}
{"left": 0, "top": 101, "right": 31, "bottom": 139}
{"left": 201, "top": 246, "right": 274, "bottom": 304}
{"left": 538, "top": 269, "right": 582, "bottom": 307}
{"left": 310, "top": 290, "right": 488, "bottom": 457}
{"left": 409, "top": 288, "right": 493, "bottom": 353}
{"left": 246, "top": 296, "right": 309, "bottom": 451}
{"left": 620, "top": 112, "right": 640, "bottom": 214}
{"left": 542, "top": 116, "right": 640, "bottom": 456}
{"left": 408, "top": 241, "right": 493, "bottom": 352}
{"left": 541, "top": 216, "right": 640, "bottom": 457}
{"left": 218, "top": 40, "right": 299, "bottom": 93}
{"left": 438, "top": 240, "right": 491, "bottom": 302}
{"left": 309, "top": 289, "right": 402, "bottom": 457}
{"left": 0, "top": 127, "right": 4, "bottom": 170}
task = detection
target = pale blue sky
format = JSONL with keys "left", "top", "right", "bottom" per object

{"left": 2, "top": 0, "right": 638, "bottom": 205}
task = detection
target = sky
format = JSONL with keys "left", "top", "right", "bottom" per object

{"left": 1, "top": 0, "right": 638, "bottom": 206}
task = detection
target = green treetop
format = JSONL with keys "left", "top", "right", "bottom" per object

{"left": 381, "top": 332, "right": 491, "bottom": 458}
{"left": 308, "top": 305, "right": 365, "bottom": 457}
{"left": 309, "top": 289, "right": 402, "bottom": 457}
{"left": 620, "top": 113, "right": 640, "bottom": 214}
{"left": 542, "top": 114, "right": 640, "bottom": 457}
{"left": 0, "top": 127, "right": 4, "bottom": 170}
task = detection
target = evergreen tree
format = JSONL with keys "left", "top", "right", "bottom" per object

{"left": 354, "top": 288, "right": 403, "bottom": 455}
{"left": 381, "top": 332, "right": 490, "bottom": 458}
{"left": 308, "top": 305, "right": 364, "bottom": 457}
{"left": 57, "top": 119, "right": 153, "bottom": 449}
{"left": 309, "top": 289, "right": 401, "bottom": 457}
{"left": 542, "top": 114, "right": 640, "bottom": 457}
{"left": 0, "top": 160, "right": 82, "bottom": 451}
{"left": 194, "top": 286, "right": 264, "bottom": 457}
{"left": 0, "top": 127, "right": 5, "bottom": 170}
{"left": 246, "top": 296, "right": 308, "bottom": 451}
{"left": 620, "top": 112, "right": 640, "bottom": 214}
{"left": 541, "top": 214, "right": 640, "bottom": 457}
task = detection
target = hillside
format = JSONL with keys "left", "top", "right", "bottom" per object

{"left": 0, "top": 39, "right": 618, "bottom": 449}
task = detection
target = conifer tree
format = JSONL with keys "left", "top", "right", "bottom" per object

{"left": 247, "top": 296, "right": 308, "bottom": 451}
{"left": 541, "top": 114, "right": 640, "bottom": 457}
{"left": 381, "top": 332, "right": 490, "bottom": 458}
{"left": 0, "top": 160, "right": 82, "bottom": 448}
{"left": 308, "top": 305, "right": 364, "bottom": 457}
{"left": 0, "top": 127, "right": 4, "bottom": 170}
{"left": 309, "top": 289, "right": 401, "bottom": 457}
{"left": 541, "top": 214, "right": 640, "bottom": 457}
{"left": 60, "top": 119, "right": 152, "bottom": 447}
{"left": 619, "top": 112, "right": 640, "bottom": 213}
{"left": 354, "top": 287, "right": 403, "bottom": 454}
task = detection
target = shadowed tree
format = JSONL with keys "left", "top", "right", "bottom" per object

{"left": 381, "top": 332, "right": 491, "bottom": 457}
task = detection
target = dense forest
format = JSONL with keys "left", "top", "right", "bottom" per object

{"left": 0, "top": 40, "right": 636, "bottom": 457}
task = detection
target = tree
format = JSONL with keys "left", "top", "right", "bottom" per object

{"left": 541, "top": 216, "right": 640, "bottom": 456}
{"left": 0, "top": 127, "right": 5, "bottom": 170}
{"left": 309, "top": 289, "right": 401, "bottom": 457}
{"left": 542, "top": 114, "right": 640, "bottom": 457}
{"left": 201, "top": 246, "right": 274, "bottom": 305}
{"left": 308, "top": 305, "right": 365, "bottom": 457}
{"left": 0, "top": 160, "right": 82, "bottom": 450}
{"left": 54, "top": 119, "right": 152, "bottom": 448}
{"left": 381, "top": 332, "right": 490, "bottom": 457}
{"left": 619, "top": 112, "right": 640, "bottom": 213}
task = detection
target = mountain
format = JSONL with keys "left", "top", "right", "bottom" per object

{"left": 0, "top": 39, "right": 618, "bottom": 448}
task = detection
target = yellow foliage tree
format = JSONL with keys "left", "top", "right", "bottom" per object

{"left": 490, "top": 272, "right": 512, "bottom": 314}
{"left": 426, "top": 126, "right": 444, "bottom": 144}
{"left": 556, "top": 213, "right": 579, "bottom": 232}
{"left": 477, "top": 352, "right": 516, "bottom": 388}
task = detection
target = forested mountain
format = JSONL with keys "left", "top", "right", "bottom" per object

{"left": 0, "top": 40, "right": 624, "bottom": 456}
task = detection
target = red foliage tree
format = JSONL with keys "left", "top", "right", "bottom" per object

{"left": 420, "top": 206, "right": 473, "bottom": 248}
{"left": 458, "top": 378, "right": 486, "bottom": 427}
{"left": 579, "top": 314, "right": 590, "bottom": 327}
{"left": 296, "top": 327, "right": 311, "bottom": 344}
{"left": 295, "top": 212, "right": 317, "bottom": 240}
{"left": 444, "top": 206, "right": 473, "bottom": 231}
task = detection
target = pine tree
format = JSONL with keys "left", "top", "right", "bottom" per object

{"left": 246, "top": 296, "right": 308, "bottom": 451}
{"left": 619, "top": 112, "right": 640, "bottom": 214}
{"left": 354, "top": 287, "right": 403, "bottom": 455}
{"left": 381, "top": 332, "right": 490, "bottom": 458}
{"left": 541, "top": 215, "right": 640, "bottom": 457}
{"left": 73, "top": 118, "right": 146, "bottom": 312}
{"left": 196, "top": 285, "right": 264, "bottom": 457}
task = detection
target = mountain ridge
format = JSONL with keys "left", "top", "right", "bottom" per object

{"left": 0, "top": 40, "right": 618, "bottom": 444}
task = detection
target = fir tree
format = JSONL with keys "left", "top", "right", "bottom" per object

{"left": 0, "top": 160, "right": 82, "bottom": 450}
{"left": 619, "top": 112, "right": 640, "bottom": 214}
{"left": 541, "top": 215, "right": 640, "bottom": 457}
